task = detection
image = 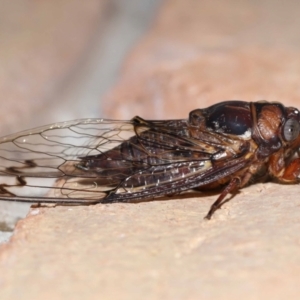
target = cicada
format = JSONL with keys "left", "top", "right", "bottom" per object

{"left": 0, "top": 101, "right": 299, "bottom": 219}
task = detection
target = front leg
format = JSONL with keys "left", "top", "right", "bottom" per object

{"left": 277, "top": 158, "right": 300, "bottom": 182}
{"left": 269, "top": 150, "right": 300, "bottom": 183}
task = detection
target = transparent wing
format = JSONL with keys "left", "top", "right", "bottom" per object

{"left": 0, "top": 118, "right": 138, "bottom": 202}
{"left": 0, "top": 117, "right": 252, "bottom": 203}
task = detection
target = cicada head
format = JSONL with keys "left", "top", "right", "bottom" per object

{"left": 252, "top": 102, "right": 300, "bottom": 159}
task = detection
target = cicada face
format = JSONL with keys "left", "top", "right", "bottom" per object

{"left": 0, "top": 100, "right": 299, "bottom": 219}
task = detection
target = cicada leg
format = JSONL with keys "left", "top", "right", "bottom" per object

{"left": 269, "top": 150, "right": 300, "bottom": 183}
{"left": 276, "top": 158, "right": 300, "bottom": 182}
{"left": 205, "top": 177, "right": 241, "bottom": 220}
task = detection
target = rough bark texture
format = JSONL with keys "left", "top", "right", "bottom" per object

{"left": 1, "top": 0, "right": 300, "bottom": 299}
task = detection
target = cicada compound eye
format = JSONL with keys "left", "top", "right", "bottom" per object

{"left": 283, "top": 118, "right": 300, "bottom": 141}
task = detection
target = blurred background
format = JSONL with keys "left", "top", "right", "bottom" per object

{"left": 0, "top": 0, "right": 162, "bottom": 241}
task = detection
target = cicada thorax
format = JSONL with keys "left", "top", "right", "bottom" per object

{"left": 189, "top": 101, "right": 252, "bottom": 135}
{"left": 188, "top": 101, "right": 255, "bottom": 158}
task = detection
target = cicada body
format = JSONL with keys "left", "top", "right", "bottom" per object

{"left": 0, "top": 101, "right": 300, "bottom": 219}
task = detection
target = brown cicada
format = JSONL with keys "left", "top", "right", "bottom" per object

{"left": 0, "top": 101, "right": 299, "bottom": 219}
